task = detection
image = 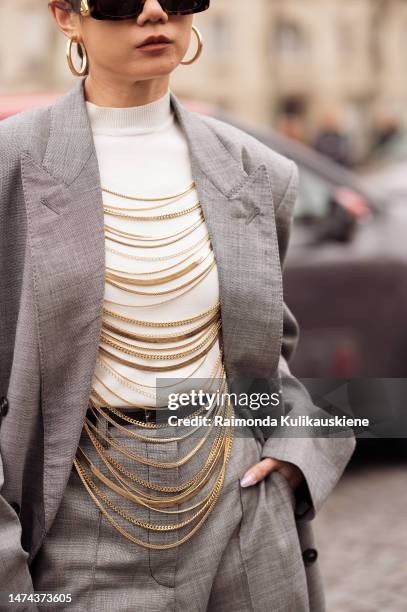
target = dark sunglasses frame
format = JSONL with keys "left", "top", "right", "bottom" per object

{"left": 50, "top": 0, "right": 210, "bottom": 20}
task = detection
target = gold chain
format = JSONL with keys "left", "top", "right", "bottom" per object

{"left": 73, "top": 385, "right": 234, "bottom": 549}
{"left": 98, "top": 330, "right": 219, "bottom": 371}
{"left": 100, "top": 322, "right": 220, "bottom": 361}
{"left": 105, "top": 260, "right": 215, "bottom": 296}
{"left": 102, "top": 181, "right": 195, "bottom": 201}
{"left": 74, "top": 181, "right": 232, "bottom": 549}
{"left": 93, "top": 353, "right": 222, "bottom": 404}
{"left": 81, "top": 406, "right": 228, "bottom": 493}
{"left": 104, "top": 202, "right": 200, "bottom": 221}
{"left": 104, "top": 216, "right": 204, "bottom": 248}
{"left": 103, "top": 262, "right": 216, "bottom": 308}
{"left": 89, "top": 386, "right": 222, "bottom": 442}
{"left": 102, "top": 188, "right": 193, "bottom": 213}
{"left": 93, "top": 357, "right": 224, "bottom": 422}
{"left": 103, "top": 300, "right": 220, "bottom": 327}
{"left": 87, "top": 420, "right": 225, "bottom": 490}
{"left": 105, "top": 240, "right": 210, "bottom": 273}
{"left": 106, "top": 234, "right": 209, "bottom": 262}
{"left": 100, "top": 325, "right": 211, "bottom": 353}
{"left": 94, "top": 350, "right": 220, "bottom": 397}
{"left": 101, "top": 312, "right": 219, "bottom": 343}
{"left": 104, "top": 249, "right": 212, "bottom": 286}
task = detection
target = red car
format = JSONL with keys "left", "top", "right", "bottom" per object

{"left": 0, "top": 91, "right": 215, "bottom": 120}
{"left": 0, "top": 93, "right": 63, "bottom": 120}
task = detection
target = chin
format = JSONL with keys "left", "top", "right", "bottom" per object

{"left": 135, "top": 62, "right": 176, "bottom": 76}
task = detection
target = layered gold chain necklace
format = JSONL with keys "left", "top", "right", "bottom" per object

{"left": 74, "top": 180, "right": 234, "bottom": 549}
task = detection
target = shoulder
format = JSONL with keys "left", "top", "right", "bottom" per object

{"left": 197, "top": 112, "right": 299, "bottom": 209}
{"left": 0, "top": 105, "right": 51, "bottom": 171}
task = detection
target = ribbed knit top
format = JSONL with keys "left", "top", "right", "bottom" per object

{"left": 85, "top": 89, "right": 222, "bottom": 409}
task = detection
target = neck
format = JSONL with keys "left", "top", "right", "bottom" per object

{"left": 83, "top": 74, "right": 171, "bottom": 108}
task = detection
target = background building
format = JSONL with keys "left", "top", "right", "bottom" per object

{"left": 1, "top": 0, "right": 407, "bottom": 158}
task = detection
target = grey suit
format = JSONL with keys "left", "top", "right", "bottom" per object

{"left": 0, "top": 77, "right": 355, "bottom": 610}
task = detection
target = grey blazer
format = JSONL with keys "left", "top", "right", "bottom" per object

{"left": 0, "top": 78, "right": 355, "bottom": 609}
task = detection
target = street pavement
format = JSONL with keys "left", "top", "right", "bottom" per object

{"left": 313, "top": 463, "right": 407, "bottom": 611}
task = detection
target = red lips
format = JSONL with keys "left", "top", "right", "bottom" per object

{"left": 138, "top": 35, "right": 172, "bottom": 47}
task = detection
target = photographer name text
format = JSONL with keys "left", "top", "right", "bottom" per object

{"left": 167, "top": 415, "right": 369, "bottom": 428}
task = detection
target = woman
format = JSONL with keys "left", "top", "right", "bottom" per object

{"left": 0, "top": 1, "right": 355, "bottom": 610}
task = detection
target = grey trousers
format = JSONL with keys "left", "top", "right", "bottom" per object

{"left": 31, "top": 418, "right": 310, "bottom": 612}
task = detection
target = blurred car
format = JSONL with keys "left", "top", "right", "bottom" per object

{"left": 361, "top": 157, "right": 407, "bottom": 211}
{"left": 359, "top": 126, "right": 407, "bottom": 212}
{"left": 0, "top": 92, "right": 60, "bottom": 120}
{"left": 364, "top": 127, "right": 407, "bottom": 170}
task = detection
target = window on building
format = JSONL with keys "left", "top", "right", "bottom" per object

{"left": 17, "top": 5, "right": 52, "bottom": 78}
{"left": 336, "top": 20, "right": 355, "bottom": 63}
{"left": 273, "top": 19, "right": 308, "bottom": 60}
{"left": 207, "top": 13, "right": 231, "bottom": 57}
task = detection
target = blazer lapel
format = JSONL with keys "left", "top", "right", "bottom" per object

{"left": 21, "top": 80, "right": 106, "bottom": 529}
{"left": 170, "top": 95, "right": 283, "bottom": 380}
{"left": 21, "top": 78, "right": 282, "bottom": 531}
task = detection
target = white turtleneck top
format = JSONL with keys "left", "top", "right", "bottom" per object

{"left": 85, "top": 89, "right": 222, "bottom": 409}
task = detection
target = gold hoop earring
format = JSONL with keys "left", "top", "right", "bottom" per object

{"left": 66, "top": 37, "right": 89, "bottom": 77}
{"left": 180, "top": 25, "right": 203, "bottom": 65}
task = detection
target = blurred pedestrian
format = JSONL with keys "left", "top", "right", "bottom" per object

{"left": 313, "top": 113, "right": 352, "bottom": 167}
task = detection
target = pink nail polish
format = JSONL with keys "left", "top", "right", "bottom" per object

{"left": 240, "top": 472, "right": 257, "bottom": 487}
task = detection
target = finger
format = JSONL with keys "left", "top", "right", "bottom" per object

{"left": 240, "top": 458, "right": 282, "bottom": 487}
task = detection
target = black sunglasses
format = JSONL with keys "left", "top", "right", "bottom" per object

{"left": 53, "top": 0, "right": 210, "bottom": 20}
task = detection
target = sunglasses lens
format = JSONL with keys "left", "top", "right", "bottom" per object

{"left": 95, "top": 0, "right": 143, "bottom": 17}
{"left": 95, "top": 0, "right": 207, "bottom": 18}
{"left": 159, "top": 0, "right": 205, "bottom": 11}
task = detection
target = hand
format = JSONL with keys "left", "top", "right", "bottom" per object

{"left": 240, "top": 457, "right": 305, "bottom": 491}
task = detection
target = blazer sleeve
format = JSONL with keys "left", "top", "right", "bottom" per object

{"left": 260, "top": 160, "right": 356, "bottom": 521}
{"left": 0, "top": 129, "right": 38, "bottom": 609}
